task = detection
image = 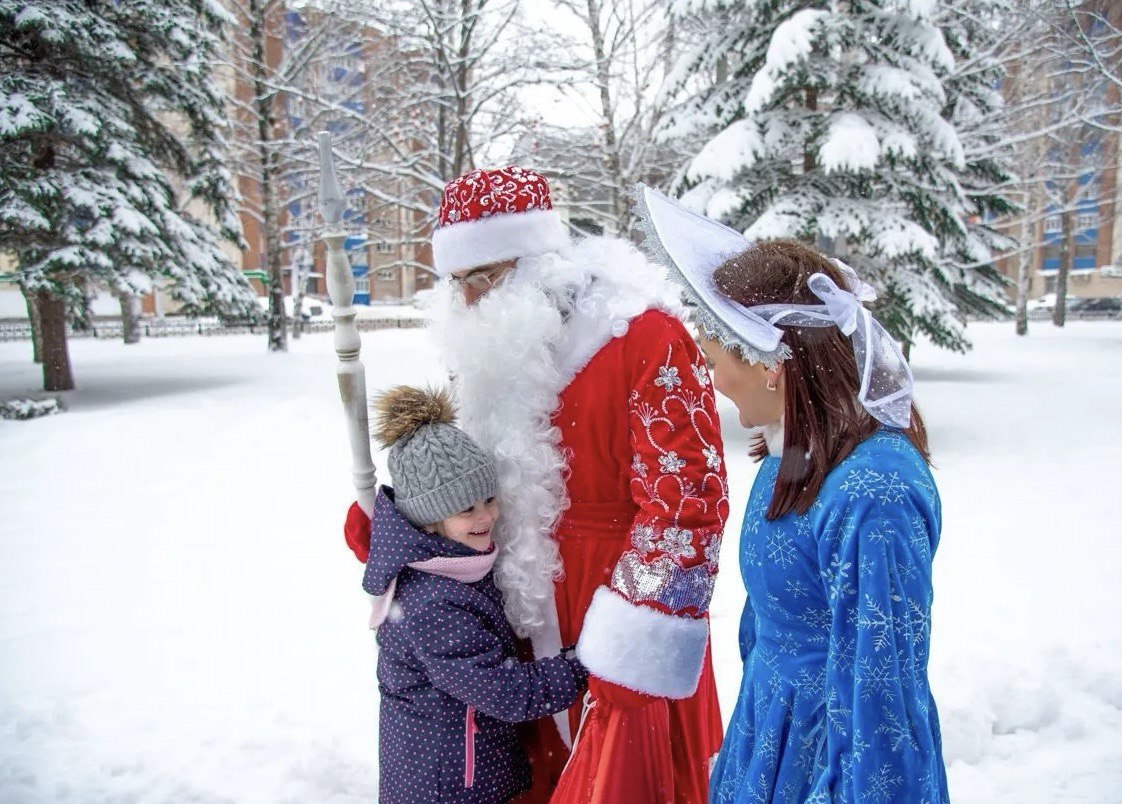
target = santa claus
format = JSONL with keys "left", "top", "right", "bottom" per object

{"left": 346, "top": 166, "right": 728, "bottom": 802}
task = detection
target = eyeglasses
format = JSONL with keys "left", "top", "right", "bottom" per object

{"left": 450, "top": 263, "right": 513, "bottom": 292}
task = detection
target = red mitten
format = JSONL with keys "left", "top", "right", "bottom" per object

{"left": 588, "top": 676, "right": 659, "bottom": 710}
{"left": 343, "top": 501, "right": 372, "bottom": 563}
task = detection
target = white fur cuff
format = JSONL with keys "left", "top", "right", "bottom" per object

{"left": 432, "top": 208, "right": 569, "bottom": 275}
{"left": 576, "top": 587, "right": 710, "bottom": 699}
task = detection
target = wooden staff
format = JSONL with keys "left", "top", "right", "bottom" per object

{"left": 318, "top": 131, "right": 377, "bottom": 516}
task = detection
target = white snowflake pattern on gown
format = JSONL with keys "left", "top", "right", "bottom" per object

{"left": 711, "top": 430, "right": 949, "bottom": 803}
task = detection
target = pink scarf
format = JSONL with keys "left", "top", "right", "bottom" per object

{"left": 369, "top": 548, "right": 498, "bottom": 629}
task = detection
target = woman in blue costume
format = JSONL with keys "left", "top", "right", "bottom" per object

{"left": 636, "top": 188, "right": 948, "bottom": 803}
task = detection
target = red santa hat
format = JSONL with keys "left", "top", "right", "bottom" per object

{"left": 432, "top": 166, "right": 570, "bottom": 276}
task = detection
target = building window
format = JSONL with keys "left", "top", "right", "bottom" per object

{"left": 375, "top": 241, "right": 394, "bottom": 254}
{"left": 376, "top": 268, "right": 395, "bottom": 282}
{"left": 1044, "top": 214, "right": 1061, "bottom": 233}
{"left": 1076, "top": 212, "right": 1098, "bottom": 232}
{"left": 354, "top": 276, "right": 369, "bottom": 293}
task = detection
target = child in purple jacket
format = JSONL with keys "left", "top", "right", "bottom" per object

{"left": 362, "top": 386, "right": 587, "bottom": 804}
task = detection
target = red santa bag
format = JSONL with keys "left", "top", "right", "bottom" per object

{"left": 549, "top": 699, "right": 676, "bottom": 804}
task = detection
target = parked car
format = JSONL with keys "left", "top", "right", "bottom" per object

{"left": 1070, "top": 297, "right": 1122, "bottom": 318}
{"left": 254, "top": 295, "right": 334, "bottom": 322}
{"left": 1025, "top": 294, "right": 1078, "bottom": 315}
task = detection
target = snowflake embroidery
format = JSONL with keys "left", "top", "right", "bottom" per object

{"left": 878, "top": 471, "right": 908, "bottom": 504}
{"left": 838, "top": 468, "right": 885, "bottom": 500}
{"left": 825, "top": 689, "right": 851, "bottom": 736}
{"left": 655, "top": 526, "right": 696, "bottom": 560}
{"left": 856, "top": 656, "right": 899, "bottom": 701}
{"left": 821, "top": 553, "right": 856, "bottom": 601}
{"left": 858, "top": 594, "right": 895, "bottom": 652}
{"left": 864, "top": 763, "right": 904, "bottom": 801}
{"left": 743, "top": 496, "right": 768, "bottom": 535}
{"left": 785, "top": 578, "right": 809, "bottom": 598}
{"left": 691, "top": 363, "right": 711, "bottom": 387}
{"left": 793, "top": 667, "right": 825, "bottom": 698}
{"left": 630, "top": 453, "right": 648, "bottom": 478}
{"left": 702, "top": 444, "right": 722, "bottom": 470}
{"left": 851, "top": 732, "right": 872, "bottom": 760}
{"left": 766, "top": 530, "right": 798, "bottom": 567}
{"left": 859, "top": 554, "right": 876, "bottom": 577}
{"left": 907, "top": 600, "right": 932, "bottom": 646}
{"left": 654, "top": 365, "right": 682, "bottom": 390}
{"left": 799, "top": 606, "right": 831, "bottom": 637}
{"left": 757, "top": 727, "right": 780, "bottom": 762}
{"left": 829, "top": 634, "right": 856, "bottom": 673}
{"left": 778, "top": 633, "right": 801, "bottom": 655}
{"left": 867, "top": 518, "right": 900, "bottom": 545}
{"left": 910, "top": 515, "right": 930, "bottom": 549}
{"left": 875, "top": 706, "right": 919, "bottom": 753}
{"left": 659, "top": 451, "right": 686, "bottom": 474}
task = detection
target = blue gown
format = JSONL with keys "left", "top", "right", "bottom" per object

{"left": 711, "top": 430, "right": 949, "bottom": 803}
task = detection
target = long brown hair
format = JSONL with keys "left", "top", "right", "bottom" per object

{"left": 713, "top": 240, "right": 930, "bottom": 520}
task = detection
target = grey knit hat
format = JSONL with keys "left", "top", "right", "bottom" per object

{"left": 372, "top": 386, "right": 498, "bottom": 527}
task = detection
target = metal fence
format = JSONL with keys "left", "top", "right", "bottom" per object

{"left": 0, "top": 316, "right": 426, "bottom": 343}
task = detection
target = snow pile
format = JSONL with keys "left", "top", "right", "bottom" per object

{"left": 0, "top": 397, "right": 61, "bottom": 420}
{"left": 2, "top": 322, "right": 1122, "bottom": 801}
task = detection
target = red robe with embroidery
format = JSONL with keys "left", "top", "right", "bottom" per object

{"left": 541, "top": 307, "right": 727, "bottom": 804}
{"left": 346, "top": 307, "right": 727, "bottom": 803}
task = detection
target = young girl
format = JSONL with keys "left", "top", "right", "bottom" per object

{"left": 346, "top": 386, "right": 587, "bottom": 804}
{"left": 638, "top": 187, "right": 948, "bottom": 802}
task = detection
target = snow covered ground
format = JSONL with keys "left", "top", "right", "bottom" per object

{"left": 1, "top": 321, "right": 1120, "bottom": 802}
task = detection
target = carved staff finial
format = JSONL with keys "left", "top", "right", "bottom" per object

{"left": 318, "top": 131, "right": 345, "bottom": 227}
{"left": 319, "top": 131, "right": 377, "bottom": 515}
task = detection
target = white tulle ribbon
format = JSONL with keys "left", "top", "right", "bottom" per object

{"left": 634, "top": 184, "right": 913, "bottom": 429}
{"left": 750, "top": 273, "right": 914, "bottom": 429}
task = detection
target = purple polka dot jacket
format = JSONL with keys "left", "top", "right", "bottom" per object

{"left": 363, "top": 488, "right": 588, "bottom": 803}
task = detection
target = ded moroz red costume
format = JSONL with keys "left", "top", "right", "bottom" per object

{"left": 345, "top": 167, "right": 728, "bottom": 803}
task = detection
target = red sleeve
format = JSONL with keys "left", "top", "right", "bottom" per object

{"left": 576, "top": 311, "right": 729, "bottom": 700}
{"left": 615, "top": 313, "right": 728, "bottom": 617}
{"left": 344, "top": 501, "right": 372, "bottom": 563}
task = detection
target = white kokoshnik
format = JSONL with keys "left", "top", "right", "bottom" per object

{"left": 635, "top": 184, "right": 915, "bottom": 430}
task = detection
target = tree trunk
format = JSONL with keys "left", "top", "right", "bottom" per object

{"left": 1052, "top": 135, "right": 1081, "bottom": 328}
{"left": 20, "top": 281, "right": 43, "bottom": 363}
{"left": 120, "top": 291, "right": 142, "bottom": 344}
{"left": 587, "top": 0, "right": 626, "bottom": 235}
{"left": 1015, "top": 212, "right": 1032, "bottom": 336}
{"left": 454, "top": 0, "right": 475, "bottom": 177}
{"left": 901, "top": 340, "right": 912, "bottom": 363}
{"left": 36, "top": 290, "right": 74, "bottom": 391}
{"left": 1052, "top": 204, "right": 1074, "bottom": 327}
{"left": 291, "top": 243, "right": 306, "bottom": 340}
{"left": 250, "top": 0, "right": 287, "bottom": 352}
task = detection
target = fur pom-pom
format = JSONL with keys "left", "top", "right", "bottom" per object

{"left": 371, "top": 385, "right": 456, "bottom": 447}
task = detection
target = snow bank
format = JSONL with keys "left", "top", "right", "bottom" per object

{"left": 2, "top": 321, "right": 1122, "bottom": 800}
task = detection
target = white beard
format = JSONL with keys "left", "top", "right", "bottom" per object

{"left": 425, "top": 238, "right": 684, "bottom": 638}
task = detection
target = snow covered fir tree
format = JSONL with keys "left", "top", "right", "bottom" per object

{"left": 667, "top": 0, "right": 1015, "bottom": 352}
{"left": 0, "top": 0, "right": 259, "bottom": 390}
